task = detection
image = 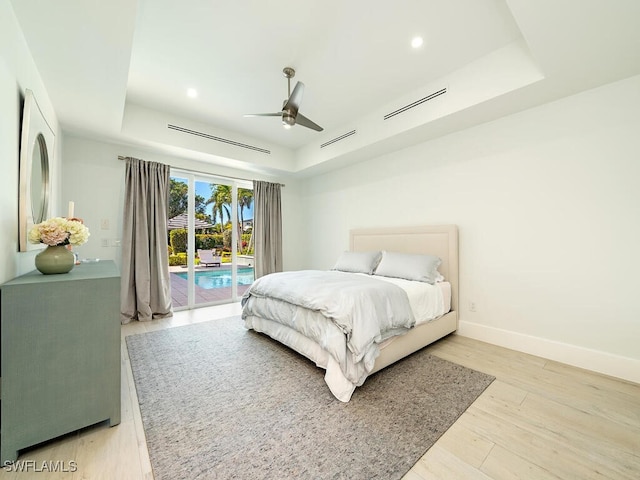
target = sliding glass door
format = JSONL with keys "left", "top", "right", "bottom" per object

{"left": 168, "top": 171, "right": 254, "bottom": 310}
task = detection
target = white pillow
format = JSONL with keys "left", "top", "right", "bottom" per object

{"left": 374, "top": 251, "right": 442, "bottom": 284}
{"left": 332, "top": 251, "right": 382, "bottom": 275}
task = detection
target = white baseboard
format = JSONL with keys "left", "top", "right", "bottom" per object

{"left": 457, "top": 320, "right": 640, "bottom": 385}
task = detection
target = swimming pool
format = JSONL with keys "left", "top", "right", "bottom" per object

{"left": 175, "top": 267, "right": 254, "bottom": 289}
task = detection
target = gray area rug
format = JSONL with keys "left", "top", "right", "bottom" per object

{"left": 126, "top": 317, "right": 494, "bottom": 480}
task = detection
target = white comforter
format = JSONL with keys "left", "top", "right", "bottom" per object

{"left": 241, "top": 270, "right": 415, "bottom": 400}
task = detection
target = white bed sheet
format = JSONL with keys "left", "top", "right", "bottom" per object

{"left": 361, "top": 274, "right": 451, "bottom": 325}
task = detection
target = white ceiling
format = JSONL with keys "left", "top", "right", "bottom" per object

{"left": 9, "top": 0, "right": 640, "bottom": 176}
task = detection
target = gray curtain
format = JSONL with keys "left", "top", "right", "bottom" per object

{"left": 120, "top": 157, "right": 173, "bottom": 323}
{"left": 253, "top": 180, "right": 283, "bottom": 278}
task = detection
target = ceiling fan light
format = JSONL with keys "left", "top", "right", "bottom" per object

{"left": 283, "top": 123, "right": 292, "bottom": 130}
{"left": 282, "top": 112, "right": 296, "bottom": 127}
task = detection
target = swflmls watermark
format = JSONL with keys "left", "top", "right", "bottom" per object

{"left": 3, "top": 459, "right": 78, "bottom": 473}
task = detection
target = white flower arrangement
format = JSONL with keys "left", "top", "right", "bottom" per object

{"left": 28, "top": 217, "right": 90, "bottom": 247}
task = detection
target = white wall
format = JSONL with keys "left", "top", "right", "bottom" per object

{"left": 60, "top": 137, "right": 126, "bottom": 264}
{"left": 0, "top": 2, "right": 62, "bottom": 283}
{"left": 299, "top": 74, "right": 640, "bottom": 383}
{"left": 61, "top": 136, "right": 305, "bottom": 271}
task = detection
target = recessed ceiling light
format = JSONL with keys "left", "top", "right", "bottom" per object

{"left": 411, "top": 36, "right": 424, "bottom": 49}
{"left": 187, "top": 88, "right": 198, "bottom": 98}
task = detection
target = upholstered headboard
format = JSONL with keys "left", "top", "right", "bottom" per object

{"left": 349, "top": 225, "right": 459, "bottom": 313}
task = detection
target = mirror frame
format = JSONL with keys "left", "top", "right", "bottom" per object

{"left": 19, "top": 89, "right": 54, "bottom": 252}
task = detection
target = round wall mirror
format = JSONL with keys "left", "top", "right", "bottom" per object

{"left": 19, "top": 89, "right": 55, "bottom": 252}
{"left": 31, "top": 133, "right": 50, "bottom": 224}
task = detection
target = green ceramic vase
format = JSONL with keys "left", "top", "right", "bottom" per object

{"left": 35, "top": 245, "right": 75, "bottom": 274}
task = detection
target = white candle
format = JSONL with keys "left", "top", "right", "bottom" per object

{"left": 68, "top": 201, "right": 74, "bottom": 218}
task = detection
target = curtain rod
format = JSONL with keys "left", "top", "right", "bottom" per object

{"left": 117, "top": 155, "right": 285, "bottom": 187}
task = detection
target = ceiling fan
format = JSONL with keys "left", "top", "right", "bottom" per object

{"left": 244, "top": 67, "right": 323, "bottom": 132}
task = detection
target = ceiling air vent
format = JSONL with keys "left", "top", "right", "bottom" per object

{"left": 320, "top": 130, "right": 356, "bottom": 149}
{"left": 383, "top": 87, "right": 447, "bottom": 121}
{"left": 168, "top": 124, "right": 271, "bottom": 154}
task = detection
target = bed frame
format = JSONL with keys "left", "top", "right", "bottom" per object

{"left": 349, "top": 225, "right": 459, "bottom": 374}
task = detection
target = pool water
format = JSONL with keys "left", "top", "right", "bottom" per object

{"left": 175, "top": 267, "right": 254, "bottom": 289}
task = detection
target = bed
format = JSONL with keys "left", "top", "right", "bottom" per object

{"left": 241, "top": 225, "right": 459, "bottom": 402}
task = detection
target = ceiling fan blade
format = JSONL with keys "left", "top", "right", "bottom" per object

{"left": 284, "top": 81, "right": 304, "bottom": 113}
{"left": 296, "top": 112, "right": 323, "bottom": 131}
{"left": 243, "top": 112, "right": 282, "bottom": 117}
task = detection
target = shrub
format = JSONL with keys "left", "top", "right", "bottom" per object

{"left": 169, "top": 253, "right": 187, "bottom": 266}
{"left": 195, "top": 233, "right": 223, "bottom": 250}
{"left": 170, "top": 230, "right": 252, "bottom": 256}
{"left": 169, "top": 228, "right": 187, "bottom": 253}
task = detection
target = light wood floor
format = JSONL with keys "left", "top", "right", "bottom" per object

{"left": 2, "top": 304, "right": 638, "bottom": 479}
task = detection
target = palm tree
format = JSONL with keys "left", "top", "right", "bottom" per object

{"left": 210, "top": 184, "right": 232, "bottom": 232}
{"left": 237, "top": 188, "right": 253, "bottom": 254}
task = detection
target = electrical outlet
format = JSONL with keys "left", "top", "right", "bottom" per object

{"left": 468, "top": 301, "right": 477, "bottom": 312}
{"left": 101, "top": 239, "right": 109, "bottom": 247}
